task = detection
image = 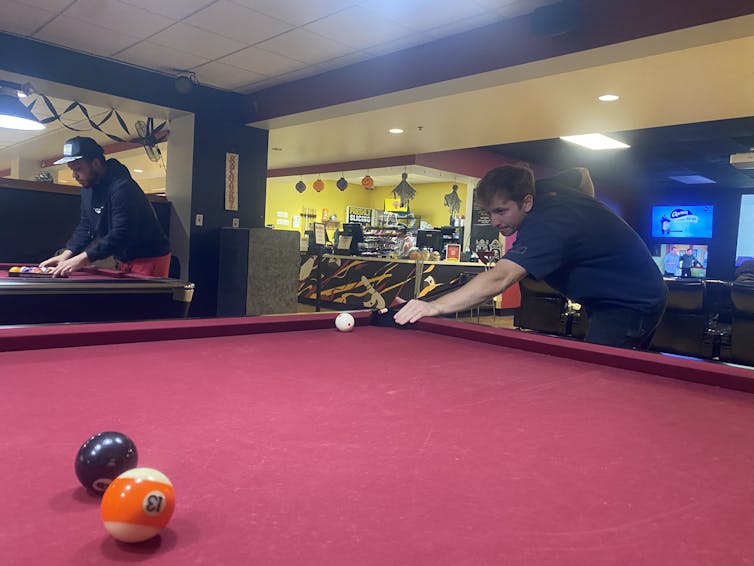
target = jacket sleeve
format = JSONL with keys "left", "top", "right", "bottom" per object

{"left": 66, "top": 197, "right": 94, "bottom": 255}
{"left": 83, "top": 180, "right": 136, "bottom": 261}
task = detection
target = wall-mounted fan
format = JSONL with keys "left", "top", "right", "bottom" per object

{"left": 133, "top": 117, "right": 167, "bottom": 166}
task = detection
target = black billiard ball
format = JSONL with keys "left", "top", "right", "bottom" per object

{"left": 75, "top": 431, "right": 138, "bottom": 494}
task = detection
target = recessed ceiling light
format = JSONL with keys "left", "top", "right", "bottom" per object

{"left": 388, "top": 128, "right": 404, "bottom": 134}
{"left": 598, "top": 94, "right": 619, "bottom": 102}
{"left": 560, "top": 133, "right": 630, "bottom": 150}
{"left": 133, "top": 169, "right": 144, "bottom": 173}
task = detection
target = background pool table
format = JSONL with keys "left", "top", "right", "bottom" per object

{"left": 0, "top": 262, "right": 194, "bottom": 325}
{"left": 1, "top": 312, "right": 753, "bottom": 565}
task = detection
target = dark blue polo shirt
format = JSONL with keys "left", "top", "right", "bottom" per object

{"left": 505, "top": 187, "right": 666, "bottom": 312}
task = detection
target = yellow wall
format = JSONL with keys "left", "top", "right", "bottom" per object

{"left": 265, "top": 179, "right": 370, "bottom": 232}
{"left": 363, "top": 181, "right": 468, "bottom": 228}
{"left": 265, "top": 178, "right": 468, "bottom": 233}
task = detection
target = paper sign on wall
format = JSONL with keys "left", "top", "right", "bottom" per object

{"left": 225, "top": 152, "right": 239, "bottom": 211}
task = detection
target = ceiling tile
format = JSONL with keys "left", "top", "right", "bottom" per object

{"left": 231, "top": 0, "right": 357, "bottom": 26}
{"left": 304, "top": 5, "right": 414, "bottom": 50}
{"left": 0, "top": 0, "right": 57, "bottom": 35}
{"left": 34, "top": 15, "right": 142, "bottom": 56}
{"left": 150, "top": 22, "right": 246, "bottom": 59}
{"left": 117, "top": 0, "right": 216, "bottom": 19}
{"left": 192, "top": 60, "right": 266, "bottom": 91}
{"left": 185, "top": 0, "right": 292, "bottom": 45}
{"left": 115, "top": 41, "right": 210, "bottom": 72}
{"left": 480, "top": 0, "right": 555, "bottom": 18}
{"left": 14, "top": 0, "right": 72, "bottom": 10}
{"left": 368, "top": 0, "right": 488, "bottom": 33}
{"left": 365, "top": 33, "right": 436, "bottom": 57}
{"left": 425, "top": 12, "right": 507, "bottom": 39}
{"left": 314, "top": 50, "right": 372, "bottom": 73}
{"left": 220, "top": 46, "right": 307, "bottom": 76}
{"left": 255, "top": 28, "right": 353, "bottom": 65}
{"left": 237, "top": 47, "right": 374, "bottom": 92}
{"left": 64, "top": 0, "right": 174, "bottom": 39}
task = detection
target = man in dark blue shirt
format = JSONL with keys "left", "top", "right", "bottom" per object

{"left": 40, "top": 137, "right": 170, "bottom": 278}
{"left": 394, "top": 165, "right": 667, "bottom": 348}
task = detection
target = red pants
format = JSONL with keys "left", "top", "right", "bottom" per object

{"left": 119, "top": 253, "right": 171, "bottom": 278}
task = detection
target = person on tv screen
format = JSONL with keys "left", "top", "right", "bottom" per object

{"left": 660, "top": 216, "right": 671, "bottom": 235}
{"left": 679, "top": 249, "right": 702, "bottom": 278}
{"left": 663, "top": 246, "right": 680, "bottom": 277}
{"left": 392, "top": 165, "right": 667, "bottom": 349}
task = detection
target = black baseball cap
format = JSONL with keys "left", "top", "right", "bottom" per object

{"left": 54, "top": 137, "right": 105, "bottom": 165}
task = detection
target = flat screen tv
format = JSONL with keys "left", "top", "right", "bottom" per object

{"left": 735, "top": 194, "right": 754, "bottom": 266}
{"left": 651, "top": 205, "right": 713, "bottom": 238}
{"left": 650, "top": 243, "right": 708, "bottom": 278}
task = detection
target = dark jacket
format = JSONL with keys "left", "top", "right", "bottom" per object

{"left": 66, "top": 159, "right": 170, "bottom": 262}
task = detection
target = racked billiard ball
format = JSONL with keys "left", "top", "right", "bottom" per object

{"left": 101, "top": 467, "right": 175, "bottom": 543}
{"left": 75, "top": 431, "right": 138, "bottom": 494}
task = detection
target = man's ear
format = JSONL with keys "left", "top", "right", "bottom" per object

{"left": 522, "top": 193, "right": 534, "bottom": 212}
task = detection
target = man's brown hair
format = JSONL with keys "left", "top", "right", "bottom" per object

{"left": 475, "top": 165, "right": 535, "bottom": 208}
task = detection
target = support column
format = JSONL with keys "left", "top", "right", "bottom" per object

{"left": 164, "top": 114, "right": 195, "bottom": 279}
{"left": 10, "top": 157, "right": 42, "bottom": 181}
{"left": 187, "top": 112, "right": 269, "bottom": 317}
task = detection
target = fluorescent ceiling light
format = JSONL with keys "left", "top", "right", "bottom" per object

{"left": 388, "top": 128, "right": 404, "bottom": 134}
{"left": 598, "top": 94, "right": 619, "bottom": 102}
{"left": 560, "top": 133, "right": 629, "bottom": 150}
{"left": 668, "top": 175, "right": 716, "bottom": 184}
{"left": 133, "top": 169, "right": 144, "bottom": 173}
{"left": 0, "top": 89, "right": 45, "bottom": 131}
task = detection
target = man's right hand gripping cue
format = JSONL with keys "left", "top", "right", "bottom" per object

{"left": 393, "top": 259, "right": 529, "bottom": 325}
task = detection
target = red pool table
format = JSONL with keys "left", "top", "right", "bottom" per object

{"left": 0, "top": 262, "right": 194, "bottom": 325}
{"left": 1, "top": 313, "right": 754, "bottom": 565}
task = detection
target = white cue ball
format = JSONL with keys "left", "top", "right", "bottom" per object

{"left": 335, "top": 312, "right": 355, "bottom": 332}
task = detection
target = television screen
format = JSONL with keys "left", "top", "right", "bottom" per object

{"left": 735, "top": 194, "right": 754, "bottom": 266}
{"left": 650, "top": 243, "right": 708, "bottom": 278}
{"left": 651, "top": 205, "right": 714, "bottom": 238}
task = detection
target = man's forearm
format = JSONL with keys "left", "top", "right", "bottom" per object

{"left": 430, "top": 260, "right": 527, "bottom": 314}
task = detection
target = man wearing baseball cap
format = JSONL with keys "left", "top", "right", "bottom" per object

{"left": 40, "top": 136, "right": 171, "bottom": 277}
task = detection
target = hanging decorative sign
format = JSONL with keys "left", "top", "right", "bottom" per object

{"left": 336, "top": 177, "right": 348, "bottom": 191}
{"left": 295, "top": 180, "right": 306, "bottom": 193}
{"left": 313, "top": 179, "right": 325, "bottom": 192}
{"left": 224, "top": 152, "right": 239, "bottom": 211}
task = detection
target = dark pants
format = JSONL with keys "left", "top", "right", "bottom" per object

{"left": 584, "top": 303, "right": 666, "bottom": 349}
{"left": 681, "top": 268, "right": 692, "bottom": 278}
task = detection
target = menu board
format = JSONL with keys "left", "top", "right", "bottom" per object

{"left": 469, "top": 200, "right": 502, "bottom": 259}
{"left": 347, "top": 206, "right": 372, "bottom": 224}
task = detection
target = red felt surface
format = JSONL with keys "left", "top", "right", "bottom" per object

{"left": 2, "top": 320, "right": 754, "bottom": 565}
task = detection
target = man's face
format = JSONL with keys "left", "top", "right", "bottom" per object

{"left": 686, "top": 249, "right": 693, "bottom": 255}
{"left": 485, "top": 194, "right": 533, "bottom": 236}
{"left": 68, "top": 158, "right": 101, "bottom": 187}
